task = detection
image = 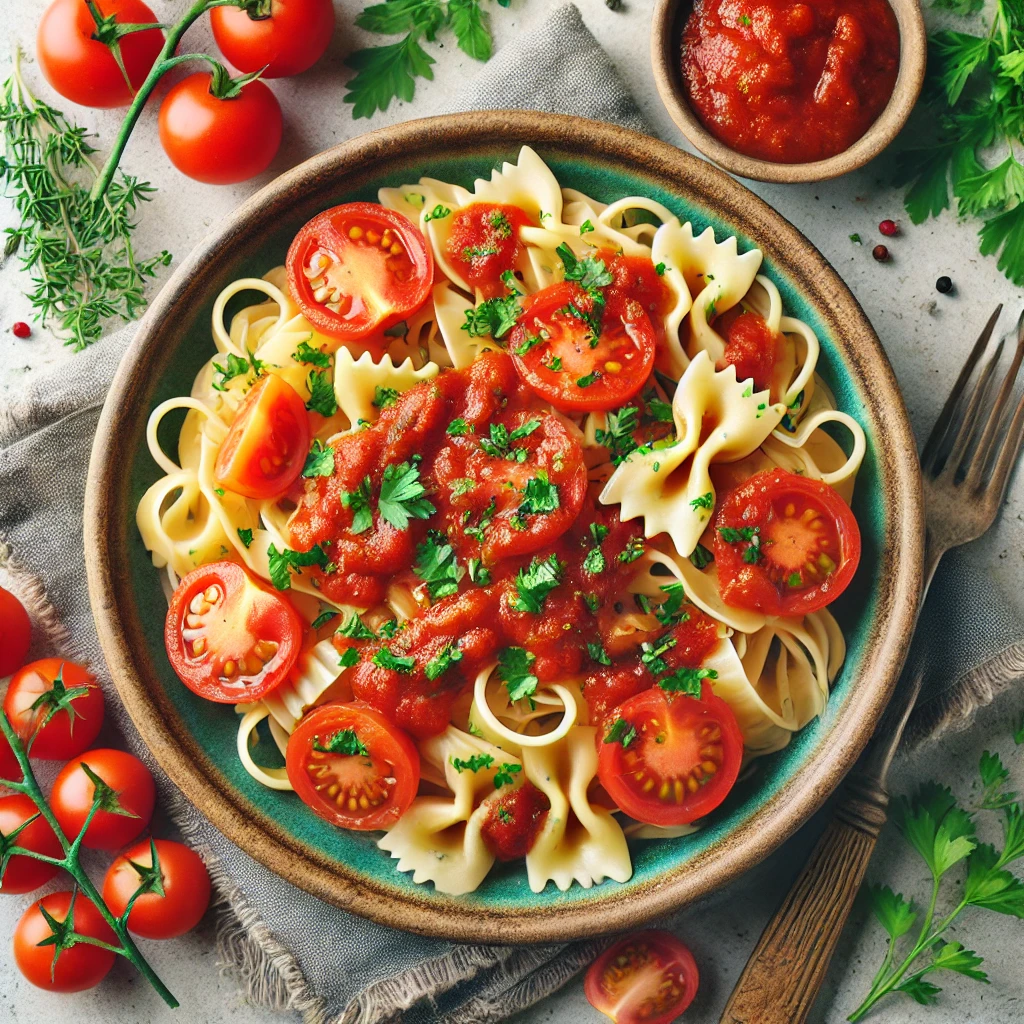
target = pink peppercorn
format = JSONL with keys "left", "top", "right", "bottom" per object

{"left": 878, "top": 219, "right": 898, "bottom": 237}
{"left": 12, "top": 322, "right": 31, "bottom": 338}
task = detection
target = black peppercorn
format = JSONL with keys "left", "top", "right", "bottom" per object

{"left": 936, "top": 276, "right": 953, "bottom": 294}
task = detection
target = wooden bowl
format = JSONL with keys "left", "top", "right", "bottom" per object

{"left": 84, "top": 111, "right": 924, "bottom": 943}
{"left": 651, "top": 0, "right": 928, "bottom": 183}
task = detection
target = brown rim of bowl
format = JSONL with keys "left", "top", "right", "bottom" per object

{"left": 84, "top": 110, "right": 924, "bottom": 944}
{"left": 651, "top": 0, "right": 927, "bottom": 183}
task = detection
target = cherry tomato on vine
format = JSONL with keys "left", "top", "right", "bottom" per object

{"left": 165, "top": 561, "right": 303, "bottom": 703}
{"left": 510, "top": 283, "right": 657, "bottom": 412}
{"left": 4, "top": 658, "right": 104, "bottom": 760}
{"left": 584, "top": 929, "right": 700, "bottom": 1024}
{"left": 0, "top": 586, "right": 31, "bottom": 677}
{"left": 210, "top": 0, "right": 335, "bottom": 78}
{"left": 51, "top": 748, "right": 155, "bottom": 850}
{"left": 103, "top": 838, "right": 211, "bottom": 939}
{"left": 286, "top": 203, "right": 434, "bottom": 340}
{"left": 0, "top": 794, "right": 63, "bottom": 894}
{"left": 36, "top": 0, "right": 164, "bottom": 109}
{"left": 286, "top": 702, "right": 420, "bottom": 830}
{"left": 713, "top": 467, "right": 861, "bottom": 616}
{"left": 214, "top": 373, "right": 310, "bottom": 499}
{"left": 158, "top": 70, "right": 282, "bottom": 184}
{"left": 598, "top": 685, "right": 744, "bottom": 826}
{"left": 14, "top": 891, "right": 116, "bottom": 992}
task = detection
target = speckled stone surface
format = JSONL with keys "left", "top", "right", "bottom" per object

{"left": 2, "top": 1, "right": 1024, "bottom": 1022}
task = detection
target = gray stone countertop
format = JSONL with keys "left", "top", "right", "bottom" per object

{"left": 2, "top": 1, "right": 1024, "bottom": 1022}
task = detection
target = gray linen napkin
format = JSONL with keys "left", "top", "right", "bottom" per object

{"left": 2, "top": 4, "right": 1023, "bottom": 1023}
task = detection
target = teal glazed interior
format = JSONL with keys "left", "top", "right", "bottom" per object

{"left": 125, "top": 146, "right": 884, "bottom": 917}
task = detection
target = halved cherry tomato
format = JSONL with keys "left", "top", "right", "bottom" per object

{"left": 0, "top": 794, "right": 63, "bottom": 894}
{"left": 510, "top": 283, "right": 656, "bottom": 412}
{"left": 434, "top": 409, "right": 587, "bottom": 564}
{"left": 0, "top": 586, "right": 31, "bottom": 677}
{"left": 286, "top": 203, "right": 433, "bottom": 339}
{"left": 446, "top": 203, "right": 531, "bottom": 297}
{"left": 713, "top": 467, "right": 861, "bottom": 616}
{"left": 210, "top": 0, "right": 335, "bottom": 78}
{"left": 36, "top": 0, "right": 164, "bottom": 109}
{"left": 598, "top": 685, "right": 743, "bottom": 826}
{"left": 51, "top": 748, "right": 155, "bottom": 850}
{"left": 14, "top": 891, "right": 116, "bottom": 992}
{"left": 165, "top": 561, "right": 302, "bottom": 704}
{"left": 584, "top": 929, "right": 700, "bottom": 1024}
{"left": 479, "top": 781, "right": 550, "bottom": 861}
{"left": 103, "top": 838, "right": 211, "bottom": 939}
{"left": 285, "top": 702, "right": 420, "bottom": 830}
{"left": 4, "top": 658, "right": 104, "bottom": 760}
{"left": 214, "top": 373, "right": 310, "bottom": 500}
{"left": 715, "top": 308, "right": 781, "bottom": 395}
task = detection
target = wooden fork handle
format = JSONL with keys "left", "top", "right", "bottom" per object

{"left": 719, "top": 773, "right": 890, "bottom": 1024}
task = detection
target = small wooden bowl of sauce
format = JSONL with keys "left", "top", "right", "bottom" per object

{"left": 651, "top": 0, "right": 926, "bottom": 183}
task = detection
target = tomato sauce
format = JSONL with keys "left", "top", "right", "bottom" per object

{"left": 681, "top": 0, "right": 900, "bottom": 164}
{"left": 480, "top": 782, "right": 551, "bottom": 861}
{"left": 447, "top": 203, "right": 532, "bottom": 298}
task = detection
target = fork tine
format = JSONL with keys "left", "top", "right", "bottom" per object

{"left": 965, "top": 311, "right": 1024, "bottom": 488}
{"left": 977, "top": 311, "right": 1024, "bottom": 499}
{"left": 920, "top": 304, "right": 1003, "bottom": 473}
{"left": 943, "top": 338, "right": 1004, "bottom": 478}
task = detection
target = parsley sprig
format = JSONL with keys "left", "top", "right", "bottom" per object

{"left": 849, "top": 729, "right": 1024, "bottom": 1020}
{"left": 895, "top": 0, "right": 1024, "bottom": 283}
{"left": 341, "top": 460, "right": 436, "bottom": 534}
{"left": 345, "top": 0, "right": 513, "bottom": 119}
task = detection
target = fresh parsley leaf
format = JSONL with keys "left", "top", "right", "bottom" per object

{"left": 344, "top": 34, "right": 438, "bottom": 120}
{"left": 595, "top": 406, "right": 639, "bottom": 465}
{"left": 497, "top": 647, "right": 538, "bottom": 703}
{"left": 341, "top": 476, "right": 374, "bottom": 534}
{"left": 462, "top": 292, "right": 521, "bottom": 338}
{"left": 213, "top": 350, "right": 263, "bottom": 391}
{"left": 379, "top": 460, "right": 436, "bottom": 530}
{"left": 267, "top": 543, "right": 330, "bottom": 590}
{"left": 640, "top": 636, "right": 676, "bottom": 676}
{"left": 425, "top": 644, "right": 463, "bottom": 680}
{"left": 293, "top": 339, "right": 331, "bottom": 368}
{"left": 302, "top": 439, "right": 335, "bottom": 478}
{"left": 414, "top": 531, "right": 465, "bottom": 599}
{"left": 1015, "top": 711, "right": 1024, "bottom": 745}
{"left": 576, "top": 370, "right": 601, "bottom": 389}
{"left": 893, "top": 782, "right": 976, "bottom": 881}
{"left": 655, "top": 261, "right": 666, "bottom": 275}
{"left": 689, "top": 543, "right": 714, "bottom": 570}
{"left": 313, "top": 728, "right": 368, "bottom": 756}
{"left": 372, "top": 647, "right": 417, "bottom": 673}
{"left": 583, "top": 593, "right": 601, "bottom": 613}
{"left": 447, "top": 417, "right": 473, "bottom": 436}
{"left": 513, "top": 331, "right": 543, "bottom": 356}
{"left": 979, "top": 750, "right": 1017, "bottom": 809}
{"left": 656, "top": 581, "right": 688, "bottom": 626}
{"left": 963, "top": 841, "right": 1024, "bottom": 915}
{"left": 373, "top": 385, "right": 400, "bottom": 409}
{"left": 512, "top": 553, "right": 564, "bottom": 613}
{"left": 518, "top": 471, "right": 560, "bottom": 516}
{"left": 339, "top": 646, "right": 361, "bottom": 668}
{"left": 644, "top": 395, "right": 674, "bottom": 422}
{"left": 493, "top": 762, "right": 522, "bottom": 789}
{"left": 659, "top": 665, "right": 717, "bottom": 696}
{"left": 557, "top": 242, "right": 613, "bottom": 291}
{"left": 979, "top": 203, "right": 1024, "bottom": 286}
{"left": 338, "top": 613, "right": 375, "bottom": 640}
{"left": 587, "top": 641, "right": 612, "bottom": 666}
{"left": 451, "top": 752, "right": 494, "bottom": 773}
{"left": 867, "top": 884, "right": 918, "bottom": 939}
{"left": 237, "top": 527, "right": 253, "bottom": 548}
{"left": 690, "top": 491, "right": 714, "bottom": 511}
{"left": 306, "top": 369, "right": 337, "bottom": 417}
{"left": 479, "top": 420, "right": 539, "bottom": 460}
{"left": 604, "top": 718, "right": 636, "bottom": 748}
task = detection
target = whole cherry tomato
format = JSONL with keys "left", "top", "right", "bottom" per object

{"left": 158, "top": 71, "right": 282, "bottom": 184}
{"left": 36, "top": 0, "right": 164, "bottom": 108}
{"left": 0, "top": 794, "right": 63, "bottom": 894}
{"left": 0, "top": 586, "right": 31, "bottom": 677}
{"left": 210, "top": 0, "right": 335, "bottom": 78}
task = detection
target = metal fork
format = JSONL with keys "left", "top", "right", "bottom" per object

{"left": 720, "top": 304, "right": 1024, "bottom": 1024}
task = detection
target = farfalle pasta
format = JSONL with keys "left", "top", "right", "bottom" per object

{"left": 137, "top": 147, "right": 866, "bottom": 896}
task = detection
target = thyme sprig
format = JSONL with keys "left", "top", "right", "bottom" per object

{"left": 0, "top": 711, "right": 177, "bottom": 1007}
{"left": 0, "top": 49, "right": 171, "bottom": 350}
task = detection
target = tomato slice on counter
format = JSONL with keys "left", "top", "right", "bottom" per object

{"left": 434, "top": 408, "right": 587, "bottom": 564}
{"left": 214, "top": 372, "right": 310, "bottom": 500}
{"left": 286, "top": 202, "right": 433, "bottom": 339}
{"left": 715, "top": 308, "right": 781, "bottom": 395}
{"left": 510, "top": 283, "right": 656, "bottom": 412}
{"left": 598, "top": 685, "right": 743, "bottom": 826}
{"left": 446, "top": 202, "right": 531, "bottom": 297}
{"left": 4, "top": 658, "right": 104, "bottom": 759}
{"left": 584, "top": 929, "right": 700, "bottom": 1024}
{"left": 286, "top": 702, "right": 420, "bottom": 830}
{"left": 165, "top": 561, "right": 302, "bottom": 703}
{"left": 713, "top": 467, "right": 861, "bottom": 616}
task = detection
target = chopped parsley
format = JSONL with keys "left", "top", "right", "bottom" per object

{"left": 656, "top": 582, "right": 688, "bottom": 627}
{"left": 464, "top": 496, "right": 496, "bottom": 542}
{"left": 212, "top": 349, "right": 264, "bottom": 391}
{"left": 373, "top": 385, "right": 400, "bottom": 409}
{"left": 467, "top": 558, "right": 492, "bottom": 585}
{"left": 450, "top": 477, "right": 477, "bottom": 497}
{"left": 604, "top": 718, "right": 637, "bottom": 748}
{"left": 489, "top": 210, "right": 512, "bottom": 237}
{"left": 583, "top": 547, "right": 606, "bottom": 574}
{"left": 312, "top": 728, "right": 368, "bottom": 756}
{"left": 850, "top": 233, "right": 863, "bottom": 245}
{"left": 338, "top": 613, "right": 375, "bottom": 640}
{"left": 587, "top": 642, "right": 612, "bottom": 666}
{"left": 311, "top": 609, "right": 338, "bottom": 631}
{"left": 237, "top": 528, "right": 253, "bottom": 548}
{"left": 644, "top": 395, "right": 674, "bottom": 423}
{"left": 641, "top": 636, "right": 677, "bottom": 676}
{"left": 424, "top": 203, "right": 451, "bottom": 222}
{"left": 462, "top": 244, "right": 500, "bottom": 261}
{"left": 497, "top": 647, "right": 538, "bottom": 704}
{"left": 618, "top": 537, "right": 645, "bottom": 564}
{"left": 576, "top": 370, "right": 601, "bottom": 389}
{"left": 462, "top": 292, "right": 521, "bottom": 339}
{"left": 659, "top": 666, "right": 718, "bottom": 696}
{"left": 655, "top": 262, "right": 666, "bottom": 276}
{"left": 378, "top": 460, "right": 435, "bottom": 530}
{"left": 305, "top": 369, "right": 337, "bottom": 417}
{"left": 424, "top": 644, "right": 463, "bottom": 681}
{"left": 372, "top": 647, "right": 416, "bottom": 673}
{"left": 302, "top": 439, "right": 335, "bottom": 478}
{"left": 512, "top": 553, "right": 565, "bottom": 613}
{"left": 579, "top": 218, "right": 595, "bottom": 235}
{"left": 493, "top": 762, "right": 522, "bottom": 789}
{"left": 595, "top": 406, "right": 640, "bottom": 465}
{"left": 518, "top": 470, "right": 560, "bottom": 516}
{"left": 557, "top": 242, "right": 614, "bottom": 293}
{"left": 689, "top": 543, "right": 715, "bottom": 570}
{"left": 514, "top": 331, "right": 544, "bottom": 356}
{"left": 339, "top": 647, "right": 361, "bottom": 668}
{"left": 543, "top": 354, "right": 563, "bottom": 371}
{"left": 584, "top": 593, "right": 601, "bottom": 613}
{"left": 689, "top": 491, "right": 714, "bottom": 511}
{"left": 451, "top": 753, "right": 494, "bottom": 773}
{"left": 414, "top": 531, "right": 465, "bottom": 599}
{"left": 447, "top": 417, "right": 474, "bottom": 436}
{"left": 267, "top": 543, "right": 331, "bottom": 590}
{"left": 780, "top": 389, "right": 805, "bottom": 432}
{"left": 293, "top": 339, "right": 330, "bottom": 368}
{"left": 341, "top": 476, "right": 374, "bottom": 534}
{"left": 479, "top": 419, "right": 540, "bottom": 461}
{"left": 718, "top": 525, "right": 763, "bottom": 564}
{"left": 635, "top": 593, "right": 652, "bottom": 614}
{"left": 788, "top": 572, "right": 803, "bottom": 588}
{"left": 498, "top": 806, "right": 513, "bottom": 824}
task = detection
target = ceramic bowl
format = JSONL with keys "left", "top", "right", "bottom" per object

{"left": 651, "top": 0, "right": 928, "bottom": 183}
{"left": 84, "top": 111, "right": 923, "bottom": 943}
